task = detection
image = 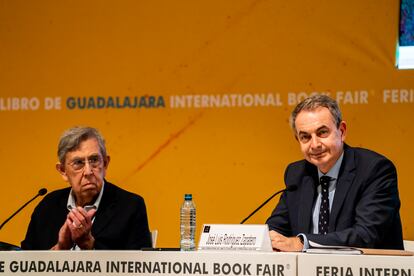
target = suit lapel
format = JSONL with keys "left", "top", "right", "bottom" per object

{"left": 329, "top": 146, "right": 356, "bottom": 231}
{"left": 298, "top": 172, "right": 317, "bottom": 233}
{"left": 92, "top": 182, "right": 117, "bottom": 236}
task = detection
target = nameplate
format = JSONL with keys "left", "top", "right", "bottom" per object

{"left": 198, "top": 224, "right": 272, "bottom": 251}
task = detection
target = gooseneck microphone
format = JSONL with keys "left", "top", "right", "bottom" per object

{"left": 240, "top": 185, "right": 297, "bottom": 224}
{"left": 0, "top": 188, "right": 47, "bottom": 230}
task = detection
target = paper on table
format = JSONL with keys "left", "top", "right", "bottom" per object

{"left": 306, "top": 241, "right": 414, "bottom": 256}
{"left": 306, "top": 241, "right": 362, "bottom": 255}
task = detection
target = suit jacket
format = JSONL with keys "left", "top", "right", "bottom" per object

{"left": 266, "top": 144, "right": 404, "bottom": 249}
{"left": 21, "top": 181, "right": 152, "bottom": 250}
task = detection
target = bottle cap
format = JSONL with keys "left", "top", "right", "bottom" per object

{"left": 184, "top": 194, "right": 192, "bottom": 200}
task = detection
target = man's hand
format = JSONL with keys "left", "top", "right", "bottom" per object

{"left": 52, "top": 222, "right": 72, "bottom": 250}
{"left": 67, "top": 207, "right": 97, "bottom": 250}
{"left": 269, "top": 230, "right": 303, "bottom": 252}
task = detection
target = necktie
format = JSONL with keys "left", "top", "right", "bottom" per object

{"left": 318, "top": 175, "right": 331, "bottom": 235}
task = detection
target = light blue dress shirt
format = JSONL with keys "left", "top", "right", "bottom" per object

{"left": 300, "top": 152, "right": 344, "bottom": 250}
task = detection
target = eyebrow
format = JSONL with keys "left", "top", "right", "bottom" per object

{"left": 298, "top": 125, "right": 329, "bottom": 135}
{"left": 69, "top": 153, "right": 100, "bottom": 160}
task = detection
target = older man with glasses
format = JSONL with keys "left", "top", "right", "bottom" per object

{"left": 21, "top": 126, "right": 152, "bottom": 250}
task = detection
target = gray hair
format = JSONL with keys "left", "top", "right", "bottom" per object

{"left": 290, "top": 95, "right": 342, "bottom": 133}
{"left": 57, "top": 126, "right": 107, "bottom": 164}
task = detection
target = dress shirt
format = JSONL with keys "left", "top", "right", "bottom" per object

{"left": 66, "top": 182, "right": 105, "bottom": 250}
{"left": 300, "top": 152, "right": 344, "bottom": 249}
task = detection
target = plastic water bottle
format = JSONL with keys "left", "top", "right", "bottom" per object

{"left": 180, "top": 194, "right": 196, "bottom": 251}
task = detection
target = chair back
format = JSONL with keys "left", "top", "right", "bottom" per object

{"left": 151, "top": 230, "right": 158, "bottom": 248}
{"left": 403, "top": 240, "right": 414, "bottom": 251}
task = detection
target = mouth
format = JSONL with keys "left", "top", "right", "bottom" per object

{"left": 310, "top": 151, "right": 326, "bottom": 159}
{"left": 82, "top": 182, "right": 97, "bottom": 190}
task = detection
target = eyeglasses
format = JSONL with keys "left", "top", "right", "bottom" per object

{"left": 68, "top": 155, "right": 103, "bottom": 172}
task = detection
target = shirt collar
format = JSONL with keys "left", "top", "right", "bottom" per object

{"left": 66, "top": 181, "right": 105, "bottom": 212}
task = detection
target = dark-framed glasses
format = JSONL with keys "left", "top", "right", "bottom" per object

{"left": 68, "top": 155, "right": 103, "bottom": 171}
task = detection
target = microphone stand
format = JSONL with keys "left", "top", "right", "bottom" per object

{"left": 240, "top": 186, "right": 296, "bottom": 224}
{"left": 0, "top": 188, "right": 47, "bottom": 230}
{"left": 0, "top": 188, "right": 47, "bottom": 251}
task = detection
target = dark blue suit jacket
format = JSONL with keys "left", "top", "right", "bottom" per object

{"left": 21, "top": 181, "right": 152, "bottom": 250}
{"left": 266, "top": 144, "right": 404, "bottom": 249}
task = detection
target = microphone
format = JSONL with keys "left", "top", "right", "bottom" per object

{"left": 0, "top": 188, "right": 47, "bottom": 231}
{"left": 240, "top": 185, "right": 297, "bottom": 224}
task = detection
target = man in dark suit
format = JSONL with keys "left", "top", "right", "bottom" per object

{"left": 21, "top": 126, "right": 151, "bottom": 250}
{"left": 266, "top": 95, "right": 403, "bottom": 251}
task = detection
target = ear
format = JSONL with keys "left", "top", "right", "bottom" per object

{"left": 103, "top": 155, "right": 110, "bottom": 169}
{"left": 339, "top": 121, "right": 347, "bottom": 141}
{"left": 56, "top": 162, "right": 69, "bottom": 182}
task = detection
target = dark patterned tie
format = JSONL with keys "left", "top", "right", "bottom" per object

{"left": 318, "top": 175, "right": 331, "bottom": 235}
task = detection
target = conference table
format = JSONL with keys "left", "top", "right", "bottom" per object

{"left": 0, "top": 250, "right": 412, "bottom": 276}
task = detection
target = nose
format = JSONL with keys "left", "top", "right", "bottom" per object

{"left": 310, "top": 134, "right": 321, "bottom": 149}
{"left": 83, "top": 160, "right": 94, "bottom": 175}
